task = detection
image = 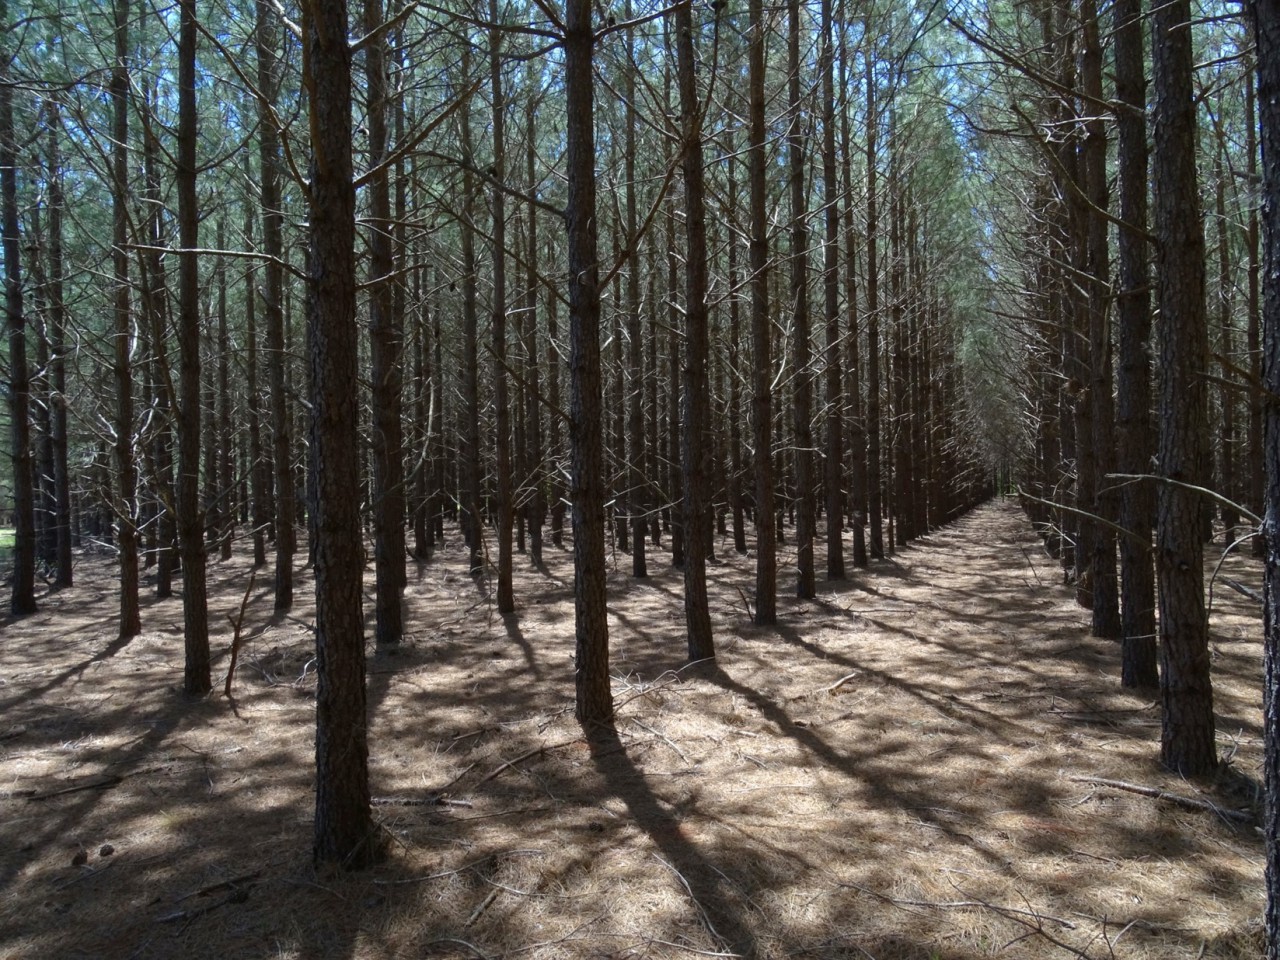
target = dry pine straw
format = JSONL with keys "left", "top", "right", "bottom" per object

{"left": 0, "top": 500, "right": 1267, "bottom": 960}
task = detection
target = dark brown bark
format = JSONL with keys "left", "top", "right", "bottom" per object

{"left": 305, "top": 0, "right": 379, "bottom": 867}
{"left": 112, "top": 0, "right": 141, "bottom": 639}
{"left": 1082, "top": 0, "right": 1120, "bottom": 639}
{"left": 256, "top": 0, "right": 295, "bottom": 610}
{"left": 839, "top": 6, "right": 866, "bottom": 568}
{"left": 865, "top": 48, "right": 884, "bottom": 560}
{"left": 1152, "top": 0, "right": 1216, "bottom": 777}
{"left": 625, "top": 2, "right": 647, "bottom": 579}
{"left": 1250, "top": 66, "right": 1265, "bottom": 555}
{"left": 725, "top": 135, "right": 747, "bottom": 556}
{"left": 43, "top": 104, "right": 73, "bottom": 589}
{"left": 566, "top": 0, "right": 612, "bottom": 726}
{"left": 666, "top": 207, "right": 684, "bottom": 569}
{"left": 673, "top": 0, "right": 714, "bottom": 661}
{"left": 1251, "top": 0, "right": 1280, "bottom": 953}
{"left": 177, "top": 0, "right": 209, "bottom": 693}
{"left": 244, "top": 206, "right": 268, "bottom": 569}
{"left": 490, "top": 0, "right": 514, "bottom": 613}
{"left": 1113, "top": 0, "right": 1158, "bottom": 689}
{"left": 2, "top": 14, "right": 35, "bottom": 616}
{"left": 366, "top": 0, "right": 407, "bottom": 642}
{"left": 821, "top": 0, "right": 843, "bottom": 580}
{"left": 789, "top": 0, "right": 815, "bottom": 598}
{"left": 460, "top": 43, "right": 484, "bottom": 578}
{"left": 1214, "top": 155, "right": 1239, "bottom": 543}
{"left": 748, "top": 0, "right": 775, "bottom": 622}
{"left": 216, "top": 219, "right": 234, "bottom": 563}
{"left": 524, "top": 90, "right": 545, "bottom": 567}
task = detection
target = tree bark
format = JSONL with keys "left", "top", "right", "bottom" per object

{"left": 1112, "top": 0, "right": 1158, "bottom": 688}
{"left": 865, "top": 47, "right": 884, "bottom": 560}
{"left": 176, "top": 0, "right": 210, "bottom": 693}
{"left": 112, "top": 0, "right": 141, "bottom": 638}
{"left": 673, "top": 0, "right": 714, "bottom": 661}
{"left": 1, "top": 9, "right": 36, "bottom": 616}
{"left": 366, "top": 0, "right": 407, "bottom": 642}
{"left": 1152, "top": 0, "right": 1216, "bottom": 777}
{"left": 44, "top": 104, "right": 73, "bottom": 589}
{"left": 565, "top": 0, "right": 612, "bottom": 726}
{"left": 305, "top": 0, "right": 379, "bottom": 867}
{"left": 1250, "top": 0, "right": 1280, "bottom": 953}
{"left": 1082, "top": 0, "right": 1120, "bottom": 639}
{"left": 490, "top": 0, "right": 514, "bottom": 613}
{"left": 788, "top": 0, "right": 815, "bottom": 598}
{"left": 748, "top": 0, "right": 776, "bottom": 622}
{"left": 256, "top": 0, "right": 295, "bottom": 611}
{"left": 821, "top": 0, "right": 843, "bottom": 580}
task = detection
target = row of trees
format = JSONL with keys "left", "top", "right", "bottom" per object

{"left": 3, "top": 0, "right": 999, "bottom": 863}
{"left": 8, "top": 3, "right": 1280, "bottom": 948}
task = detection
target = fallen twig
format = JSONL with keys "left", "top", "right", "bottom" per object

{"left": 841, "top": 882, "right": 1076, "bottom": 929}
{"left": 26, "top": 774, "right": 123, "bottom": 801}
{"left": 176, "top": 869, "right": 263, "bottom": 902}
{"left": 464, "top": 887, "right": 501, "bottom": 928}
{"left": 1221, "top": 576, "right": 1263, "bottom": 604}
{"left": 371, "top": 794, "right": 474, "bottom": 808}
{"left": 475, "top": 737, "right": 581, "bottom": 786}
{"left": 1068, "top": 776, "right": 1254, "bottom": 824}
{"left": 825, "top": 672, "right": 860, "bottom": 695}
{"left": 223, "top": 571, "right": 257, "bottom": 698}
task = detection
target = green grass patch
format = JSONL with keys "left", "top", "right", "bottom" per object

{"left": 0, "top": 527, "right": 14, "bottom": 559}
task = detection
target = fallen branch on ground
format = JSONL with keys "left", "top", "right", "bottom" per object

{"left": 1068, "top": 776, "right": 1254, "bottom": 824}
{"left": 223, "top": 571, "right": 257, "bottom": 698}
{"left": 25, "top": 774, "right": 122, "bottom": 801}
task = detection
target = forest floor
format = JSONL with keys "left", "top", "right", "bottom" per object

{"left": 0, "top": 499, "right": 1268, "bottom": 960}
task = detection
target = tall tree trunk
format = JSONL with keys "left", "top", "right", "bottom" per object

{"left": 1, "top": 9, "right": 35, "bottom": 615}
{"left": 748, "top": 0, "right": 776, "bottom": 622}
{"left": 1082, "top": 0, "right": 1120, "bottom": 639}
{"left": 1250, "top": 67, "right": 1265, "bottom": 555}
{"left": 140, "top": 87, "right": 175, "bottom": 597}
{"left": 565, "top": 0, "right": 612, "bottom": 726}
{"left": 865, "top": 47, "right": 884, "bottom": 560}
{"left": 44, "top": 104, "right": 73, "bottom": 588}
{"left": 490, "top": 0, "right": 514, "bottom": 612}
{"left": 112, "top": 0, "right": 141, "bottom": 638}
{"left": 1214, "top": 154, "right": 1240, "bottom": 543}
{"left": 245, "top": 210, "right": 268, "bottom": 568}
{"left": 889, "top": 132, "right": 911, "bottom": 547}
{"left": 666, "top": 208, "right": 684, "bottom": 568}
{"left": 256, "top": 0, "right": 295, "bottom": 610}
{"left": 674, "top": 0, "right": 714, "bottom": 661}
{"left": 305, "top": 0, "right": 379, "bottom": 867}
{"left": 177, "top": 0, "right": 209, "bottom": 692}
{"left": 1250, "top": 0, "right": 1280, "bottom": 953}
{"left": 366, "top": 0, "right": 406, "bottom": 643}
{"left": 1152, "top": 0, "right": 1216, "bottom": 776}
{"left": 821, "top": 0, "right": 843, "bottom": 580}
{"left": 839, "top": 6, "right": 866, "bottom": 568}
{"left": 524, "top": 88, "right": 546, "bottom": 566}
{"left": 1113, "top": 0, "right": 1158, "bottom": 688}
{"left": 460, "top": 44, "right": 484, "bottom": 577}
{"left": 216, "top": 218, "right": 234, "bottom": 562}
{"left": 625, "top": 2, "right": 647, "bottom": 578}
{"left": 789, "top": 0, "right": 815, "bottom": 598}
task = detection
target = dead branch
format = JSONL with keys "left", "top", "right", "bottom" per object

{"left": 824, "top": 672, "right": 860, "bottom": 694}
{"left": 25, "top": 774, "right": 123, "bottom": 801}
{"left": 841, "top": 882, "right": 1076, "bottom": 929}
{"left": 176, "top": 869, "right": 263, "bottom": 902}
{"left": 223, "top": 571, "right": 257, "bottom": 698}
{"left": 1068, "top": 776, "right": 1255, "bottom": 824}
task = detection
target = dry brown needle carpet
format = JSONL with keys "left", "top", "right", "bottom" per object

{"left": 0, "top": 500, "right": 1267, "bottom": 959}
